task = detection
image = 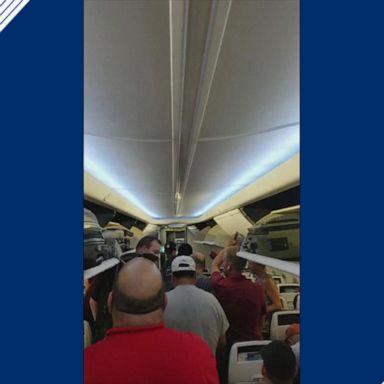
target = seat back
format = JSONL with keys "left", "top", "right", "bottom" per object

{"left": 278, "top": 283, "right": 300, "bottom": 309}
{"left": 270, "top": 310, "right": 300, "bottom": 341}
{"left": 228, "top": 340, "right": 271, "bottom": 384}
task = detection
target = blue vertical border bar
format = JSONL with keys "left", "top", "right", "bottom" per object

{"left": 302, "top": 0, "right": 384, "bottom": 382}
{"left": 0, "top": 1, "right": 83, "bottom": 383}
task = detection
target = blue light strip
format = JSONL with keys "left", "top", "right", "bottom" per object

{"left": 85, "top": 131, "right": 299, "bottom": 220}
{"left": 190, "top": 136, "right": 300, "bottom": 217}
{"left": 84, "top": 156, "right": 161, "bottom": 219}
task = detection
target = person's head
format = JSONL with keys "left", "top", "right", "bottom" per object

{"left": 177, "top": 243, "right": 193, "bottom": 256}
{"left": 136, "top": 236, "right": 161, "bottom": 259}
{"left": 108, "top": 257, "right": 166, "bottom": 327}
{"left": 171, "top": 256, "right": 196, "bottom": 287}
{"left": 260, "top": 341, "right": 297, "bottom": 384}
{"left": 285, "top": 324, "right": 300, "bottom": 346}
{"left": 193, "top": 252, "right": 206, "bottom": 274}
{"left": 222, "top": 245, "right": 246, "bottom": 276}
{"left": 248, "top": 261, "right": 266, "bottom": 277}
{"left": 164, "top": 241, "right": 177, "bottom": 258}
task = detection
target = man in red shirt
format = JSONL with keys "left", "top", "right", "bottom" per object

{"left": 84, "top": 257, "right": 219, "bottom": 384}
{"left": 211, "top": 245, "right": 266, "bottom": 383}
{"left": 211, "top": 246, "right": 266, "bottom": 343}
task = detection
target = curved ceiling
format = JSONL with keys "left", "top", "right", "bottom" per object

{"left": 84, "top": 0, "right": 299, "bottom": 224}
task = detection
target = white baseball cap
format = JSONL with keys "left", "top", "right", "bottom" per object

{"left": 171, "top": 256, "right": 196, "bottom": 273}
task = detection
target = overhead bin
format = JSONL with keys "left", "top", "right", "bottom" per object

{"left": 194, "top": 224, "right": 230, "bottom": 248}
{"left": 194, "top": 219, "right": 216, "bottom": 231}
{"left": 214, "top": 208, "right": 253, "bottom": 237}
{"left": 242, "top": 186, "right": 300, "bottom": 223}
{"left": 84, "top": 199, "right": 147, "bottom": 230}
{"left": 242, "top": 206, "right": 299, "bottom": 261}
{"left": 84, "top": 208, "right": 121, "bottom": 270}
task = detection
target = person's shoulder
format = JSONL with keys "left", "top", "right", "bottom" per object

{"left": 264, "top": 275, "right": 277, "bottom": 288}
{"left": 180, "top": 330, "right": 214, "bottom": 352}
{"left": 84, "top": 338, "right": 108, "bottom": 359}
{"left": 210, "top": 270, "right": 224, "bottom": 284}
{"left": 245, "top": 277, "right": 264, "bottom": 292}
{"left": 196, "top": 286, "right": 218, "bottom": 304}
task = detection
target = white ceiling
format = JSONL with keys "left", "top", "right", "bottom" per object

{"left": 84, "top": 0, "right": 299, "bottom": 224}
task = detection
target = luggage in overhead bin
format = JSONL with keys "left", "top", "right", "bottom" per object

{"left": 84, "top": 208, "right": 109, "bottom": 270}
{"left": 242, "top": 208, "right": 300, "bottom": 261}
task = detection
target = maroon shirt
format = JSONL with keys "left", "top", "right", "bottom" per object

{"left": 211, "top": 271, "right": 266, "bottom": 344}
{"left": 84, "top": 323, "right": 219, "bottom": 384}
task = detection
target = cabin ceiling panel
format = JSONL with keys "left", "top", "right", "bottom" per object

{"left": 85, "top": 135, "right": 172, "bottom": 191}
{"left": 179, "top": 123, "right": 299, "bottom": 216}
{"left": 84, "top": 0, "right": 300, "bottom": 222}
{"left": 85, "top": 135, "right": 173, "bottom": 218}
{"left": 199, "top": 0, "right": 299, "bottom": 139}
{"left": 85, "top": 0, "right": 171, "bottom": 140}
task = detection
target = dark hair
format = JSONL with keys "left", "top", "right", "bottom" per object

{"left": 260, "top": 341, "right": 297, "bottom": 383}
{"left": 177, "top": 243, "right": 193, "bottom": 256}
{"left": 172, "top": 270, "right": 196, "bottom": 279}
{"left": 112, "top": 271, "right": 165, "bottom": 315}
{"left": 136, "top": 236, "right": 159, "bottom": 252}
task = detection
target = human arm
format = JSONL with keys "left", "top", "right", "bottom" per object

{"left": 211, "top": 249, "right": 225, "bottom": 274}
{"left": 264, "top": 277, "right": 282, "bottom": 313}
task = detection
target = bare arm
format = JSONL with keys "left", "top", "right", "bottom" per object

{"left": 211, "top": 249, "right": 225, "bottom": 274}
{"left": 264, "top": 278, "right": 282, "bottom": 313}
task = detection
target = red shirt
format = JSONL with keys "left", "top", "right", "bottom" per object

{"left": 211, "top": 271, "right": 266, "bottom": 344}
{"left": 84, "top": 323, "right": 219, "bottom": 384}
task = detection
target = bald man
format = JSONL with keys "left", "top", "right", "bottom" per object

{"left": 84, "top": 258, "right": 219, "bottom": 384}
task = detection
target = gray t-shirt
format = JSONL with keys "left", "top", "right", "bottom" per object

{"left": 164, "top": 285, "right": 229, "bottom": 354}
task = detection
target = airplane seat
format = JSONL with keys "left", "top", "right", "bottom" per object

{"left": 84, "top": 320, "right": 92, "bottom": 348}
{"left": 278, "top": 283, "right": 300, "bottom": 310}
{"left": 270, "top": 310, "right": 300, "bottom": 341}
{"left": 280, "top": 296, "right": 288, "bottom": 310}
{"left": 228, "top": 340, "right": 271, "bottom": 384}
{"left": 293, "top": 293, "right": 300, "bottom": 310}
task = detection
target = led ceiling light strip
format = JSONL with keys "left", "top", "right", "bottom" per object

{"left": 84, "top": 156, "right": 160, "bottom": 219}
{"left": 191, "top": 132, "right": 299, "bottom": 217}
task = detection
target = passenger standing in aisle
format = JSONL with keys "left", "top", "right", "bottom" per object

{"left": 211, "top": 246, "right": 266, "bottom": 384}
{"left": 84, "top": 257, "right": 219, "bottom": 384}
{"left": 211, "top": 246, "right": 266, "bottom": 344}
{"left": 248, "top": 261, "right": 282, "bottom": 337}
{"left": 136, "top": 235, "right": 161, "bottom": 264}
{"left": 164, "top": 256, "right": 229, "bottom": 354}
{"left": 248, "top": 261, "right": 282, "bottom": 314}
{"left": 163, "top": 241, "right": 177, "bottom": 291}
{"left": 177, "top": 242, "right": 193, "bottom": 256}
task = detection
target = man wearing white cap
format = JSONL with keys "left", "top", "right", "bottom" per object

{"left": 164, "top": 255, "right": 229, "bottom": 355}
